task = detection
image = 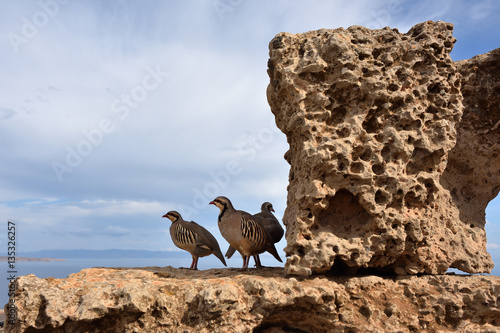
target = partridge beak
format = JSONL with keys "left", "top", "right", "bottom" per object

{"left": 270, "top": 207, "right": 275, "bottom": 212}
{"left": 209, "top": 201, "right": 215, "bottom": 205}
{"left": 162, "top": 213, "right": 168, "bottom": 218}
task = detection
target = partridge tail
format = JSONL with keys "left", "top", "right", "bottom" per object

{"left": 266, "top": 243, "right": 282, "bottom": 263}
{"left": 214, "top": 246, "right": 227, "bottom": 266}
{"left": 225, "top": 245, "right": 237, "bottom": 259}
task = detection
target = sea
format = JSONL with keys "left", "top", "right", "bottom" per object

{"left": 2, "top": 256, "right": 498, "bottom": 310}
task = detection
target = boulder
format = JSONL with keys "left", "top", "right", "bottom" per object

{"left": 267, "top": 21, "right": 497, "bottom": 275}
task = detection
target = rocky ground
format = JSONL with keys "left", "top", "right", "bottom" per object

{"left": 4, "top": 266, "right": 500, "bottom": 332}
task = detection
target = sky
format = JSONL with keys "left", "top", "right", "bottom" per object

{"left": 0, "top": 0, "right": 499, "bottom": 272}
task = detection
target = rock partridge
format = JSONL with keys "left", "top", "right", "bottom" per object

{"left": 225, "top": 202, "right": 284, "bottom": 267}
{"left": 209, "top": 196, "right": 282, "bottom": 269}
{"left": 162, "top": 211, "right": 226, "bottom": 270}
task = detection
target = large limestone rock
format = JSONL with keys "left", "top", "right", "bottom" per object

{"left": 442, "top": 48, "right": 500, "bottom": 256}
{"left": 267, "top": 21, "right": 497, "bottom": 275}
{"left": 5, "top": 267, "right": 500, "bottom": 332}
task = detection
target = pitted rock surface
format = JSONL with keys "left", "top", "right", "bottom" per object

{"left": 4, "top": 267, "right": 500, "bottom": 332}
{"left": 267, "top": 21, "right": 496, "bottom": 275}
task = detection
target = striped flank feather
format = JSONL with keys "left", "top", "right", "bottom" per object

{"left": 241, "top": 216, "right": 266, "bottom": 248}
{"left": 175, "top": 224, "right": 198, "bottom": 246}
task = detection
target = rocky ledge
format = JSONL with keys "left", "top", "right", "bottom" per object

{"left": 5, "top": 267, "right": 500, "bottom": 332}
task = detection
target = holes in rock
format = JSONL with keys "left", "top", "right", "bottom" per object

{"left": 388, "top": 83, "right": 399, "bottom": 92}
{"left": 358, "top": 53, "right": 370, "bottom": 61}
{"left": 298, "top": 45, "right": 305, "bottom": 57}
{"left": 363, "top": 107, "right": 388, "bottom": 133}
{"left": 359, "top": 305, "right": 372, "bottom": 319}
{"left": 409, "top": 119, "right": 421, "bottom": 130}
{"left": 326, "top": 106, "right": 347, "bottom": 126}
{"left": 351, "top": 145, "right": 364, "bottom": 160}
{"left": 412, "top": 61, "right": 427, "bottom": 73}
{"left": 395, "top": 67, "right": 404, "bottom": 79}
{"left": 375, "top": 190, "right": 388, "bottom": 204}
{"left": 381, "top": 146, "right": 391, "bottom": 161}
{"left": 384, "top": 306, "right": 394, "bottom": 318}
{"left": 360, "top": 150, "right": 371, "bottom": 161}
{"left": 392, "top": 97, "right": 405, "bottom": 110}
{"left": 404, "top": 94, "right": 414, "bottom": 104}
{"left": 427, "top": 82, "right": 441, "bottom": 94}
{"left": 372, "top": 48, "right": 381, "bottom": 59}
{"left": 337, "top": 127, "right": 351, "bottom": 138}
{"left": 372, "top": 164, "right": 385, "bottom": 175}
{"left": 351, "top": 162, "right": 364, "bottom": 174}
{"left": 253, "top": 323, "right": 309, "bottom": 333}
{"left": 317, "top": 189, "right": 370, "bottom": 238}
{"left": 413, "top": 90, "right": 421, "bottom": 97}
{"left": 297, "top": 247, "right": 305, "bottom": 256}
{"left": 426, "top": 106, "right": 439, "bottom": 114}
{"left": 404, "top": 191, "right": 421, "bottom": 208}
{"left": 430, "top": 43, "right": 443, "bottom": 56}
{"left": 302, "top": 71, "right": 326, "bottom": 84}
{"left": 351, "top": 37, "right": 369, "bottom": 44}
{"left": 406, "top": 148, "right": 444, "bottom": 175}
{"left": 311, "top": 126, "right": 317, "bottom": 132}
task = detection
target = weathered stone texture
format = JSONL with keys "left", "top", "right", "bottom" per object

{"left": 267, "top": 21, "right": 496, "bottom": 275}
{"left": 442, "top": 48, "right": 500, "bottom": 267}
{"left": 5, "top": 267, "right": 500, "bottom": 332}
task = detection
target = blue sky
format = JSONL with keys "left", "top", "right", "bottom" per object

{"left": 0, "top": 0, "right": 499, "bottom": 272}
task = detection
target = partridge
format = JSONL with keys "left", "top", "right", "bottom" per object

{"left": 210, "top": 196, "right": 282, "bottom": 269}
{"left": 254, "top": 202, "right": 284, "bottom": 243}
{"left": 162, "top": 211, "right": 226, "bottom": 269}
{"left": 226, "top": 202, "right": 284, "bottom": 267}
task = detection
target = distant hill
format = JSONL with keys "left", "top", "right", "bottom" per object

{"left": 0, "top": 256, "right": 65, "bottom": 262}
{"left": 20, "top": 249, "right": 186, "bottom": 259}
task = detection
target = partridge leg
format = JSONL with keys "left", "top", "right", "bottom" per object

{"left": 254, "top": 255, "right": 263, "bottom": 268}
{"left": 242, "top": 255, "right": 250, "bottom": 269}
{"left": 189, "top": 256, "right": 199, "bottom": 270}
